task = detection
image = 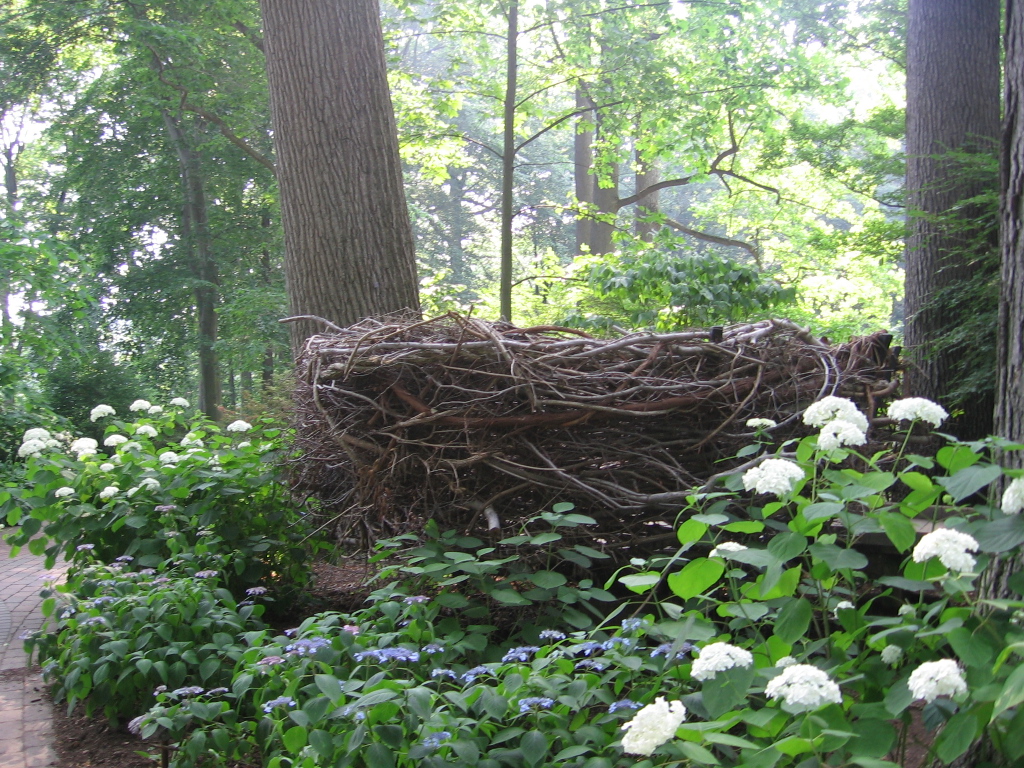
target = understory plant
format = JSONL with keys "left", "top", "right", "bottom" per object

{"left": 0, "top": 397, "right": 312, "bottom": 593}
{"left": 19, "top": 392, "right": 1024, "bottom": 767}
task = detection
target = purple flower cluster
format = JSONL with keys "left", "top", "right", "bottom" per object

{"left": 609, "top": 699, "right": 641, "bottom": 713}
{"left": 285, "top": 637, "right": 331, "bottom": 656}
{"left": 539, "top": 629, "right": 566, "bottom": 642}
{"left": 518, "top": 697, "right": 554, "bottom": 713}
{"left": 263, "top": 696, "right": 295, "bottom": 713}
{"left": 246, "top": 586, "right": 268, "bottom": 596}
{"left": 650, "top": 641, "right": 695, "bottom": 660}
{"left": 421, "top": 731, "right": 452, "bottom": 750}
{"left": 461, "top": 665, "right": 489, "bottom": 684}
{"left": 501, "top": 646, "right": 540, "bottom": 664}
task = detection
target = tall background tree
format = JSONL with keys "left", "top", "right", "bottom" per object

{"left": 259, "top": 0, "right": 421, "bottom": 350}
{"left": 903, "top": 0, "right": 1001, "bottom": 439}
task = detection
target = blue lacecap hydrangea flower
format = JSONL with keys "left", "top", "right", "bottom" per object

{"left": 575, "top": 659, "right": 608, "bottom": 671}
{"left": 421, "top": 731, "right": 452, "bottom": 750}
{"left": 431, "top": 668, "right": 457, "bottom": 679}
{"left": 573, "top": 641, "right": 605, "bottom": 657}
{"left": 353, "top": 647, "right": 421, "bottom": 663}
{"left": 403, "top": 595, "right": 429, "bottom": 604}
{"left": 621, "top": 618, "right": 649, "bottom": 632}
{"left": 170, "top": 686, "right": 205, "bottom": 698}
{"left": 461, "top": 665, "right": 489, "bottom": 684}
{"left": 609, "top": 699, "right": 641, "bottom": 713}
{"left": 539, "top": 629, "right": 566, "bottom": 641}
{"left": 502, "top": 646, "right": 540, "bottom": 663}
{"left": 601, "top": 637, "right": 635, "bottom": 652}
{"left": 286, "top": 637, "right": 331, "bottom": 656}
{"left": 518, "top": 697, "right": 555, "bottom": 713}
{"left": 650, "top": 641, "right": 695, "bottom": 660}
{"left": 263, "top": 696, "right": 296, "bottom": 713}
{"left": 421, "top": 643, "right": 444, "bottom": 654}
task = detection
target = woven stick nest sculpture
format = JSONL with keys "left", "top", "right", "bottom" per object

{"left": 290, "top": 313, "right": 897, "bottom": 553}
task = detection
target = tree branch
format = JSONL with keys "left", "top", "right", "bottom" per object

{"left": 515, "top": 99, "right": 626, "bottom": 154}
{"left": 663, "top": 216, "right": 760, "bottom": 260}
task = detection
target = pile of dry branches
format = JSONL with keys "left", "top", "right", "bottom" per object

{"left": 290, "top": 313, "right": 897, "bottom": 550}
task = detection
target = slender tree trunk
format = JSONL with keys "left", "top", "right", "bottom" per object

{"left": 634, "top": 150, "right": 660, "bottom": 242}
{"left": 260, "top": 0, "right": 420, "bottom": 350}
{"left": 445, "top": 167, "right": 468, "bottom": 286}
{"left": 499, "top": 0, "right": 518, "bottom": 321}
{"left": 260, "top": 209, "right": 276, "bottom": 392}
{"left": 162, "top": 111, "right": 222, "bottom": 421}
{"left": 590, "top": 158, "right": 619, "bottom": 256}
{"left": 575, "top": 88, "right": 595, "bottom": 255}
{"left": 903, "top": 0, "right": 1000, "bottom": 438}
{"left": 0, "top": 141, "right": 18, "bottom": 351}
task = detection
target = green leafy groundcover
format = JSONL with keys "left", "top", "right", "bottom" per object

{"left": 12, "top": 396, "right": 1024, "bottom": 767}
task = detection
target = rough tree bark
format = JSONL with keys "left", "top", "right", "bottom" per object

{"left": 903, "top": 0, "right": 1000, "bottom": 438}
{"left": 162, "top": 111, "right": 222, "bottom": 421}
{"left": 259, "top": 0, "right": 420, "bottom": 351}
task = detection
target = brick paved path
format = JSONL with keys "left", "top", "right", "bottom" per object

{"left": 0, "top": 536, "right": 66, "bottom": 768}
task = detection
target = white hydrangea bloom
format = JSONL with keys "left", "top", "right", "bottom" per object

{"left": 180, "top": 434, "right": 204, "bottom": 448}
{"left": 18, "top": 439, "right": 47, "bottom": 458}
{"left": 104, "top": 434, "right": 128, "bottom": 447}
{"left": 170, "top": 397, "right": 190, "bottom": 408}
{"left": 691, "top": 642, "right": 754, "bottom": 681}
{"left": 226, "top": 420, "right": 252, "bottom": 433}
{"left": 129, "top": 399, "right": 152, "bottom": 412}
{"left": 803, "top": 396, "right": 869, "bottom": 432}
{"left": 620, "top": 697, "right": 687, "bottom": 756}
{"left": 139, "top": 477, "right": 161, "bottom": 491}
{"left": 833, "top": 600, "right": 855, "bottom": 618}
{"left": 135, "top": 425, "right": 158, "bottom": 438}
{"left": 119, "top": 441, "right": 142, "bottom": 452}
{"left": 742, "top": 458, "right": 804, "bottom": 497}
{"left": 907, "top": 659, "right": 967, "bottom": 703}
{"left": 147, "top": 405, "right": 163, "bottom": 415}
{"left": 44, "top": 438, "right": 62, "bottom": 449}
{"left": 888, "top": 397, "right": 949, "bottom": 428}
{"left": 709, "top": 541, "right": 748, "bottom": 558}
{"left": 159, "top": 451, "right": 180, "bottom": 465}
{"left": 98, "top": 485, "right": 119, "bottom": 500}
{"left": 237, "top": 441, "right": 251, "bottom": 449}
{"left": 881, "top": 645, "right": 903, "bottom": 666}
{"left": 765, "top": 664, "right": 842, "bottom": 713}
{"left": 23, "top": 428, "right": 51, "bottom": 442}
{"left": 99, "top": 463, "right": 115, "bottom": 472}
{"left": 912, "top": 528, "right": 979, "bottom": 574}
{"left": 126, "top": 487, "right": 139, "bottom": 498}
{"left": 1002, "top": 477, "right": 1024, "bottom": 515}
{"left": 54, "top": 487, "right": 75, "bottom": 498}
{"left": 817, "top": 419, "right": 867, "bottom": 451}
{"left": 898, "top": 604, "right": 916, "bottom": 618}
{"left": 746, "top": 418, "right": 777, "bottom": 429}
{"left": 90, "top": 404, "right": 116, "bottom": 421}
{"left": 776, "top": 656, "right": 797, "bottom": 668}
{"left": 70, "top": 437, "right": 99, "bottom": 460}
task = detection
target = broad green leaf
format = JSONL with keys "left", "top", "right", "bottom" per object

{"left": 529, "top": 570, "right": 567, "bottom": 588}
{"left": 677, "top": 518, "right": 708, "bottom": 544}
{"left": 775, "top": 598, "right": 813, "bottom": 644}
{"left": 938, "top": 464, "right": 1002, "bottom": 502}
{"left": 283, "top": 725, "right": 307, "bottom": 753}
{"left": 879, "top": 512, "right": 917, "bottom": 553}
{"left": 934, "top": 711, "right": 978, "bottom": 764}
{"left": 992, "top": 664, "right": 1024, "bottom": 720}
{"left": 667, "top": 558, "right": 725, "bottom": 600}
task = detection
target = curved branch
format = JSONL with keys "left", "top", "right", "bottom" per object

{"left": 663, "top": 216, "right": 760, "bottom": 260}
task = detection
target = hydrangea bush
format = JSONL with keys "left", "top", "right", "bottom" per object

{"left": 16, "top": 394, "right": 1024, "bottom": 767}
{"left": 0, "top": 400, "right": 311, "bottom": 593}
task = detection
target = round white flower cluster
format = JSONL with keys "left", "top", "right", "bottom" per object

{"left": 887, "top": 397, "right": 948, "bottom": 428}
{"left": 620, "top": 697, "right": 687, "bottom": 756}
{"left": 159, "top": 451, "right": 181, "bottom": 465}
{"left": 746, "top": 418, "right": 777, "bottom": 430}
{"left": 226, "top": 420, "right": 252, "bottom": 433}
{"left": 129, "top": 399, "right": 152, "bottom": 412}
{"left": 709, "top": 541, "right": 748, "bottom": 559}
{"left": 912, "top": 528, "right": 979, "bottom": 574}
{"left": 54, "top": 487, "right": 75, "bottom": 498}
{"left": 765, "top": 664, "right": 842, "bottom": 713}
{"left": 1002, "top": 477, "right": 1024, "bottom": 516}
{"left": 99, "top": 462, "right": 115, "bottom": 472}
{"left": 148, "top": 405, "right": 163, "bottom": 415}
{"left": 907, "top": 659, "right": 966, "bottom": 703}
{"left": 775, "top": 656, "right": 797, "bottom": 668}
{"left": 742, "top": 458, "right": 804, "bottom": 497}
{"left": 90, "top": 404, "right": 116, "bottom": 422}
{"left": 18, "top": 428, "right": 63, "bottom": 458}
{"left": 104, "top": 434, "right": 128, "bottom": 447}
{"left": 803, "top": 396, "right": 868, "bottom": 453}
{"left": 135, "top": 425, "right": 158, "bottom": 438}
{"left": 98, "top": 485, "right": 119, "bottom": 500}
{"left": 140, "top": 477, "right": 161, "bottom": 491}
{"left": 120, "top": 441, "right": 142, "bottom": 452}
{"left": 170, "top": 397, "right": 190, "bottom": 408}
{"left": 880, "top": 645, "right": 903, "bottom": 666}
{"left": 69, "top": 437, "right": 98, "bottom": 460}
{"left": 180, "top": 434, "right": 204, "bottom": 448}
{"left": 817, "top": 419, "right": 867, "bottom": 451}
{"left": 691, "top": 642, "right": 754, "bottom": 681}
{"left": 803, "top": 396, "right": 869, "bottom": 431}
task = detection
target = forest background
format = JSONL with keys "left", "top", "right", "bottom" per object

{"left": 0, "top": 0, "right": 963, "bottom": 460}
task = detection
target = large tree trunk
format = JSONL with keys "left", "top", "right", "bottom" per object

{"left": 260, "top": 0, "right": 420, "bottom": 351}
{"left": 903, "top": 0, "right": 1000, "bottom": 439}
{"left": 163, "top": 111, "right": 222, "bottom": 421}
{"left": 999, "top": 0, "right": 1024, "bottom": 462}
